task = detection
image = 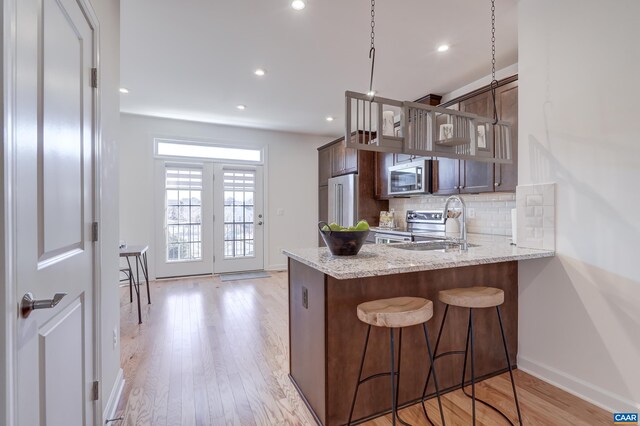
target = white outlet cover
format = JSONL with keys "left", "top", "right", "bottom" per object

{"left": 467, "top": 208, "right": 476, "bottom": 218}
{"left": 276, "top": 208, "right": 284, "bottom": 216}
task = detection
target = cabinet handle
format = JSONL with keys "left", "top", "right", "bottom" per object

{"left": 494, "top": 182, "right": 501, "bottom": 187}
{"left": 454, "top": 186, "right": 459, "bottom": 189}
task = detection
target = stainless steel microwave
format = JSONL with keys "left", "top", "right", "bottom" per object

{"left": 388, "top": 159, "right": 432, "bottom": 195}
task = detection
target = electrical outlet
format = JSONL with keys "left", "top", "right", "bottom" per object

{"left": 112, "top": 327, "right": 118, "bottom": 348}
{"left": 276, "top": 208, "right": 284, "bottom": 216}
{"left": 302, "top": 286, "right": 309, "bottom": 309}
{"left": 467, "top": 208, "right": 476, "bottom": 219}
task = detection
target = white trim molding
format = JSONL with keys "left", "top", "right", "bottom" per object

{"left": 265, "top": 263, "right": 287, "bottom": 272}
{"left": 518, "top": 356, "right": 639, "bottom": 413}
{"left": 102, "top": 368, "right": 125, "bottom": 424}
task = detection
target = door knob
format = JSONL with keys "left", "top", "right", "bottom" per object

{"left": 21, "top": 292, "right": 67, "bottom": 318}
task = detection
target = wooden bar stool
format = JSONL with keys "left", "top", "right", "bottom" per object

{"left": 348, "top": 297, "right": 446, "bottom": 426}
{"left": 422, "top": 287, "right": 523, "bottom": 425}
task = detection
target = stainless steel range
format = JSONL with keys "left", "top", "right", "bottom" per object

{"left": 373, "top": 210, "right": 446, "bottom": 244}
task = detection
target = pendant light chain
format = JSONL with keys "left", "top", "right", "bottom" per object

{"left": 490, "top": 0, "right": 499, "bottom": 124}
{"left": 368, "top": 0, "right": 376, "bottom": 97}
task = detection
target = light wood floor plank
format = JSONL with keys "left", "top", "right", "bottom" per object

{"left": 117, "top": 272, "right": 610, "bottom": 426}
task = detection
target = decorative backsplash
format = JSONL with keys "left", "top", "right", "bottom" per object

{"left": 389, "top": 193, "right": 516, "bottom": 236}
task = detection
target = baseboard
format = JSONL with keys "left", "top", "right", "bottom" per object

{"left": 102, "top": 368, "right": 125, "bottom": 423}
{"left": 518, "top": 356, "right": 639, "bottom": 413}
{"left": 265, "top": 263, "right": 287, "bottom": 272}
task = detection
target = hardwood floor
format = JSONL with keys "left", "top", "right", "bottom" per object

{"left": 116, "top": 272, "right": 610, "bottom": 426}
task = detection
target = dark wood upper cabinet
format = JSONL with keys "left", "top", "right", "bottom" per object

{"left": 318, "top": 146, "right": 332, "bottom": 186}
{"left": 494, "top": 81, "right": 518, "bottom": 192}
{"left": 344, "top": 146, "right": 357, "bottom": 174}
{"left": 374, "top": 152, "right": 394, "bottom": 200}
{"left": 431, "top": 77, "right": 518, "bottom": 195}
{"left": 331, "top": 138, "right": 358, "bottom": 177}
{"left": 330, "top": 141, "right": 346, "bottom": 177}
{"left": 459, "top": 91, "right": 494, "bottom": 194}
{"left": 432, "top": 157, "right": 460, "bottom": 195}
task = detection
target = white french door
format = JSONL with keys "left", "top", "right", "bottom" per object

{"left": 213, "top": 164, "right": 265, "bottom": 273}
{"left": 154, "top": 162, "right": 214, "bottom": 278}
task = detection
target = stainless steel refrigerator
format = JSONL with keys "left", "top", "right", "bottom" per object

{"left": 327, "top": 174, "right": 358, "bottom": 227}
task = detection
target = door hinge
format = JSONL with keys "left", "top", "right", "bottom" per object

{"left": 91, "top": 381, "right": 99, "bottom": 401}
{"left": 91, "top": 68, "right": 98, "bottom": 88}
{"left": 213, "top": 256, "right": 216, "bottom": 262}
{"left": 92, "top": 222, "right": 99, "bottom": 242}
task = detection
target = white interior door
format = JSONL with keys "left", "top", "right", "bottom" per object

{"left": 213, "top": 164, "right": 264, "bottom": 273}
{"left": 14, "top": 0, "right": 96, "bottom": 424}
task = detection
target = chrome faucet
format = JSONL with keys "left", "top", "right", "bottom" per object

{"left": 443, "top": 195, "right": 468, "bottom": 251}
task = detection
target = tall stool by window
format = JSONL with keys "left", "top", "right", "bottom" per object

{"left": 348, "top": 297, "right": 446, "bottom": 426}
{"left": 422, "top": 287, "right": 522, "bottom": 425}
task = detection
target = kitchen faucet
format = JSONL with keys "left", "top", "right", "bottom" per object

{"left": 443, "top": 195, "right": 468, "bottom": 251}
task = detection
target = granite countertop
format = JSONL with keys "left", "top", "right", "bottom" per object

{"left": 282, "top": 234, "right": 555, "bottom": 279}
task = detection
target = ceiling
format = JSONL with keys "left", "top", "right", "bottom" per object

{"left": 120, "top": 0, "right": 518, "bottom": 137}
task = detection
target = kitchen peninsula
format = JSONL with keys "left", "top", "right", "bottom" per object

{"left": 283, "top": 236, "right": 554, "bottom": 425}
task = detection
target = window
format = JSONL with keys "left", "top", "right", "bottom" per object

{"left": 223, "top": 170, "right": 256, "bottom": 258}
{"left": 165, "top": 167, "right": 202, "bottom": 262}
{"left": 156, "top": 140, "right": 262, "bottom": 162}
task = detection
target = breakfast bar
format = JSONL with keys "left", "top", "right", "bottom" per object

{"left": 284, "top": 236, "right": 554, "bottom": 425}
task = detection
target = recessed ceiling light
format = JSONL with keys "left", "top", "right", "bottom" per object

{"left": 437, "top": 44, "right": 450, "bottom": 52}
{"left": 119, "top": 87, "right": 129, "bottom": 93}
{"left": 236, "top": 104, "right": 246, "bottom": 110}
{"left": 326, "top": 116, "right": 334, "bottom": 122}
{"left": 254, "top": 68, "right": 266, "bottom": 76}
{"left": 291, "top": 0, "right": 306, "bottom": 10}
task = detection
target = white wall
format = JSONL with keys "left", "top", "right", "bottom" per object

{"left": 91, "top": 0, "right": 122, "bottom": 419}
{"left": 119, "top": 114, "right": 328, "bottom": 277}
{"left": 518, "top": 0, "right": 640, "bottom": 412}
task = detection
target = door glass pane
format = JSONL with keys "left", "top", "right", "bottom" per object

{"left": 234, "top": 206, "right": 244, "bottom": 223}
{"left": 165, "top": 167, "right": 203, "bottom": 261}
{"left": 191, "top": 190, "right": 201, "bottom": 205}
{"left": 222, "top": 169, "right": 257, "bottom": 259}
{"left": 224, "top": 206, "right": 234, "bottom": 222}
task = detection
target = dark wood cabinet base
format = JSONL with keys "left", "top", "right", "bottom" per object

{"left": 288, "top": 259, "right": 518, "bottom": 426}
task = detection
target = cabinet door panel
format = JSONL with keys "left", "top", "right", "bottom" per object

{"left": 460, "top": 92, "right": 494, "bottom": 193}
{"left": 432, "top": 158, "right": 460, "bottom": 195}
{"left": 495, "top": 82, "right": 518, "bottom": 191}
{"left": 375, "top": 152, "right": 394, "bottom": 199}
{"left": 331, "top": 142, "right": 346, "bottom": 176}
{"left": 344, "top": 146, "right": 357, "bottom": 174}
{"left": 319, "top": 147, "right": 332, "bottom": 186}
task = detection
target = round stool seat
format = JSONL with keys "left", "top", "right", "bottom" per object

{"left": 357, "top": 297, "right": 433, "bottom": 328}
{"left": 439, "top": 286, "right": 504, "bottom": 308}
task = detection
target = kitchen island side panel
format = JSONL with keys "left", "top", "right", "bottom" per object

{"left": 325, "top": 261, "right": 518, "bottom": 426}
{"left": 289, "top": 259, "right": 327, "bottom": 424}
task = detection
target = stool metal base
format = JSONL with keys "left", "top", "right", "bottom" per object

{"left": 422, "top": 305, "right": 523, "bottom": 425}
{"left": 348, "top": 324, "right": 446, "bottom": 426}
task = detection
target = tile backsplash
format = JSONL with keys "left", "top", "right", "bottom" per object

{"left": 389, "top": 193, "right": 516, "bottom": 236}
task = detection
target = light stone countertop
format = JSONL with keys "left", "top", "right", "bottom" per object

{"left": 282, "top": 234, "right": 554, "bottom": 280}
